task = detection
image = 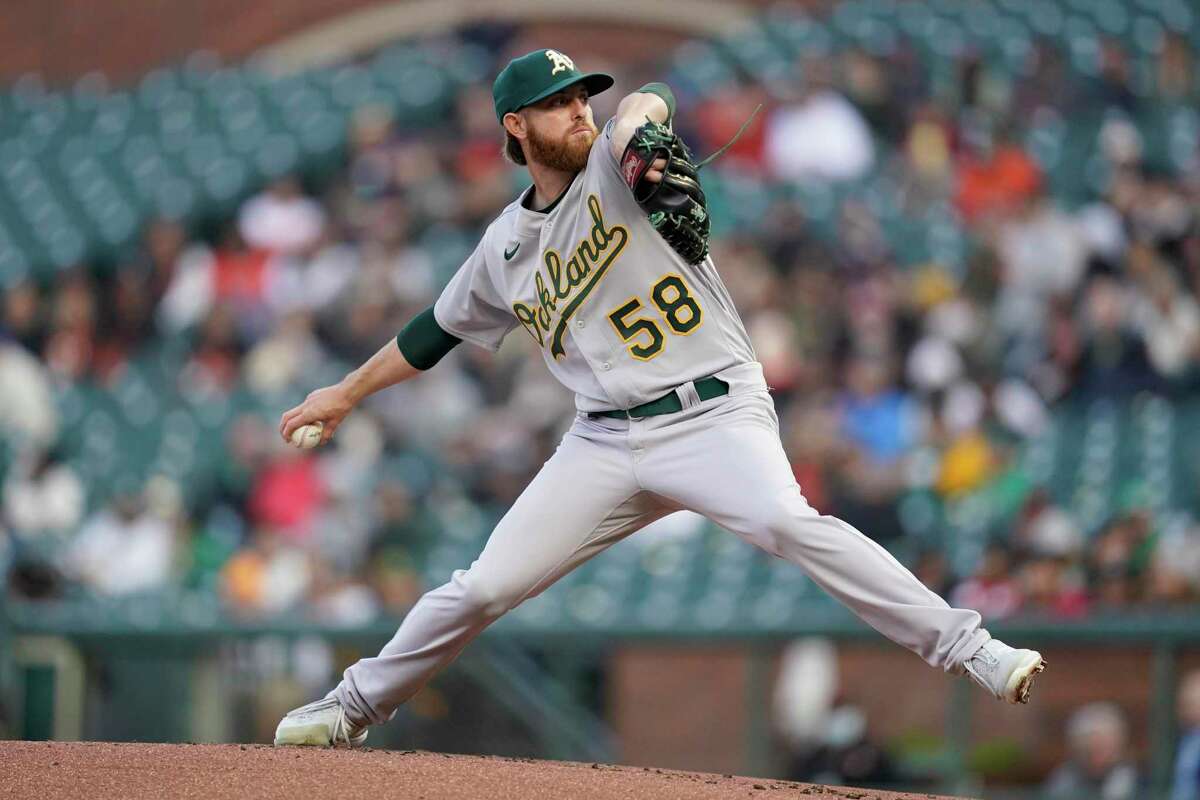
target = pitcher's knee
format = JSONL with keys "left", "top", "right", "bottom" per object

{"left": 749, "top": 498, "right": 821, "bottom": 555}
{"left": 457, "top": 572, "right": 524, "bottom": 618}
{"left": 747, "top": 506, "right": 797, "bottom": 555}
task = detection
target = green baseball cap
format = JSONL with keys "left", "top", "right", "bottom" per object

{"left": 493, "top": 49, "right": 614, "bottom": 123}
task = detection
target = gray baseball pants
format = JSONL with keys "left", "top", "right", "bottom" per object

{"left": 333, "top": 389, "right": 989, "bottom": 726}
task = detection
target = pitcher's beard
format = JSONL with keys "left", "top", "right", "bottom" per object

{"left": 527, "top": 123, "right": 596, "bottom": 173}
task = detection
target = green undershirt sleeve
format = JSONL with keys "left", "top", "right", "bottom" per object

{"left": 637, "top": 82, "right": 676, "bottom": 124}
{"left": 396, "top": 306, "right": 462, "bottom": 370}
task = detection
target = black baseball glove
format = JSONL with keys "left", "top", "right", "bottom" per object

{"left": 620, "top": 120, "right": 711, "bottom": 264}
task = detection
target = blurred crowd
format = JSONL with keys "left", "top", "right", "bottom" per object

{"left": 3, "top": 18, "right": 1200, "bottom": 629}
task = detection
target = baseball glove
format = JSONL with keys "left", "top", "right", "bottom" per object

{"left": 620, "top": 120, "right": 711, "bottom": 264}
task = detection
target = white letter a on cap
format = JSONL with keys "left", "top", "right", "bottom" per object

{"left": 545, "top": 50, "right": 575, "bottom": 75}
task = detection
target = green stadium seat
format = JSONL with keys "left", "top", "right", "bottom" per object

{"left": 962, "top": 4, "right": 1007, "bottom": 43}
{"left": 896, "top": 2, "right": 935, "bottom": 38}
{"left": 389, "top": 62, "right": 452, "bottom": 122}
{"left": 293, "top": 108, "right": 345, "bottom": 156}
{"left": 761, "top": 9, "right": 835, "bottom": 61}
{"left": 1026, "top": 109, "right": 1067, "bottom": 170}
{"left": 923, "top": 18, "right": 969, "bottom": 59}
{"left": 327, "top": 65, "right": 376, "bottom": 109}
{"left": 1152, "top": 0, "right": 1195, "bottom": 34}
{"left": 20, "top": 94, "right": 69, "bottom": 149}
{"left": 156, "top": 95, "right": 202, "bottom": 154}
{"left": 69, "top": 71, "right": 109, "bottom": 112}
{"left": 254, "top": 133, "right": 301, "bottom": 180}
{"left": 831, "top": 0, "right": 871, "bottom": 38}
{"left": 719, "top": 30, "right": 793, "bottom": 85}
{"left": 0, "top": 230, "right": 31, "bottom": 287}
{"left": 89, "top": 93, "right": 136, "bottom": 154}
{"left": 136, "top": 68, "right": 182, "bottom": 113}
{"left": 668, "top": 42, "right": 739, "bottom": 99}
{"left": 438, "top": 43, "right": 492, "bottom": 86}
{"left": 1092, "top": 0, "right": 1132, "bottom": 36}
{"left": 1130, "top": 15, "right": 1167, "bottom": 57}
{"left": 1030, "top": 3, "right": 1067, "bottom": 36}
{"left": 199, "top": 66, "right": 250, "bottom": 106}
{"left": 1066, "top": 23, "right": 1103, "bottom": 77}
{"left": 180, "top": 133, "right": 223, "bottom": 179}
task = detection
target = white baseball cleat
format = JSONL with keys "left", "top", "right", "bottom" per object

{"left": 964, "top": 639, "right": 1046, "bottom": 704}
{"left": 273, "top": 697, "right": 368, "bottom": 747}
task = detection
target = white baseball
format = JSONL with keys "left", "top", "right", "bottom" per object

{"left": 290, "top": 421, "right": 324, "bottom": 450}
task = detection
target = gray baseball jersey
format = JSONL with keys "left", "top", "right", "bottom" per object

{"left": 433, "top": 118, "right": 757, "bottom": 412}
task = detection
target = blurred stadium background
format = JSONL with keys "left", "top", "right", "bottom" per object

{"left": 3, "top": 0, "right": 1200, "bottom": 797}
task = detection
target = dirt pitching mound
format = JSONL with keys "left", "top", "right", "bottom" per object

{"left": 0, "top": 741, "right": 969, "bottom": 800}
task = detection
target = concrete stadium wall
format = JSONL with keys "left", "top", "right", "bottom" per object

{"left": 610, "top": 643, "right": 1200, "bottom": 779}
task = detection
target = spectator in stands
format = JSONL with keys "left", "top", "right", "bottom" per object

{"left": 93, "top": 263, "right": 157, "bottom": 380}
{"left": 136, "top": 218, "right": 191, "bottom": 315}
{"left": 782, "top": 399, "right": 839, "bottom": 515}
{"left": 1092, "top": 39, "right": 1139, "bottom": 114}
{"left": 1013, "top": 39, "right": 1078, "bottom": 118}
{"left": 347, "top": 104, "right": 404, "bottom": 200}
{"left": 262, "top": 226, "right": 359, "bottom": 318}
{"left": 155, "top": 222, "right": 222, "bottom": 335}
{"left": 1072, "top": 274, "right": 1163, "bottom": 398}
{"left": 1143, "top": 524, "right": 1200, "bottom": 608}
{"left": 1020, "top": 552, "right": 1089, "bottom": 618}
{"left": 955, "top": 123, "right": 1042, "bottom": 223}
{"left": 1158, "top": 34, "right": 1195, "bottom": 103}
{"left": 1130, "top": 169, "right": 1193, "bottom": 255}
{"left": 306, "top": 558, "right": 378, "bottom": 626}
{"left": 788, "top": 704, "right": 897, "bottom": 789}
{"left": 367, "top": 475, "right": 440, "bottom": 563}
{"left": 0, "top": 332, "right": 59, "bottom": 451}
{"left": 763, "top": 59, "right": 874, "bottom": 183}
{"left": 837, "top": 354, "right": 919, "bottom": 466}
{"left": 950, "top": 543, "right": 1022, "bottom": 620}
{"left": 246, "top": 444, "right": 328, "bottom": 544}
{"left": 367, "top": 544, "right": 424, "bottom": 616}
{"left": 903, "top": 103, "right": 955, "bottom": 199}
{"left": 179, "top": 303, "right": 242, "bottom": 395}
{"left": 1, "top": 279, "right": 45, "bottom": 355}
{"left": 692, "top": 84, "right": 771, "bottom": 174}
{"left": 1089, "top": 515, "right": 1147, "bottom": 609}
{"left": 995, "top": 190, "right": 1088, "bottom": 304}
{"left": 831, "top": 354, "right": 916, "bottom": 541}
{"left": 242, "top": 309, "right": 330, "bottom": 395}
{"left": 1173, "top": 670, "right": 1200, "bottom": 800}
{"left": 1045, "top": 702, "right": 1142, "bottom": 800}
{"left": 2, "top": 446, "right": 85, "bottom": 542}
{"left": 220, "top": 528, "right": 312, "bottom": 617}
{"left": 210, "top": 225, "right": 284, "bottom": 342}
{"left": 237, "top": 175, "right": 326, "bottom": 256}
{"left": 1131, "top": 264, "right": 1200, "bottom": 380}
{"left": 933, "top": 381, "right": 998, "bottom": 498}
{"left": 41, "top": 269, "right": 99, "bottom": 383}
{"left": 60, "top": 483, "right": 176, "bottom": 596}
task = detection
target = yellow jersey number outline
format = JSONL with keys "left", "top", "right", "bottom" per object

{"left": 607, "top": 273, "right": 704, "bottom": 361}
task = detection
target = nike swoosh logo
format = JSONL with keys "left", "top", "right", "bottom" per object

{"left": 504, "top": 243, "right": 520, "bottom": 261}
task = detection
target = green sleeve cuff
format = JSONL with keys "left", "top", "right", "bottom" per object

{"left": 637, "top": 82, "right": 676, "bottom": 124}
{"left": 396, "top": 306, "right": 462, "bottom": 370}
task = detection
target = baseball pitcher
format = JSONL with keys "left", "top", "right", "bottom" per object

{"left": 274, "top": 49, "right": 1045, "bottom": 747}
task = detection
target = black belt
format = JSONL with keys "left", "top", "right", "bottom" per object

{"left": 587, "top": 376, "right": 729, "bottom": 420}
